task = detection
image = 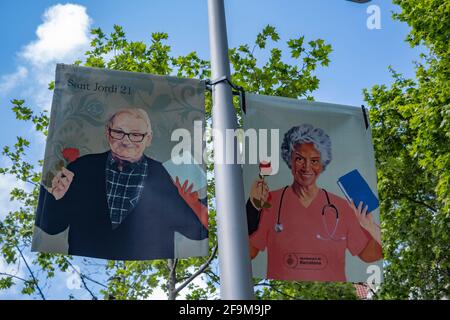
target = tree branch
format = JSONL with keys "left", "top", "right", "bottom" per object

{"left": 16, "top": 245, "right": 46, "bottom": 300}
{"left": 204, "top": 269, "right": 220, "bottom": 286}
{"left": 396, "top": 192, "right": 437, "bottom": 212}
{"left": 174, "top": 244, "right": 218, "bottom": 296}
{"left": 63, "top": 258, "right": 99, "bottom": 300}
{"left": 0, "top": 272, "right": 28, "bottom": 283}
{"left": 26, "top": 179, "right": 39, "bottom": 187}
{"left": 63, "top": 257, "right": 107, "bottom": 289}
{"left": 167, "top": 258, "right": 178, "bottom": 300}
{"left": 255, "top": 281, "right": 298, "bottom": 300}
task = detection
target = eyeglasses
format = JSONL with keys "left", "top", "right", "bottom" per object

{"left": 108, "top": 127, "right": 147, "bottom": 142}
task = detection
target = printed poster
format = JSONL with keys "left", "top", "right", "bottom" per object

{"left": 243, "top": 93, "right": 383, "bottom": 283}
{"left": 32, "top": 64, "right": 208, "bottom": 261}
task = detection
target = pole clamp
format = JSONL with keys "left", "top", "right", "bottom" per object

{"left": 361, "top": 105, "right": 369, "bottom": 129}
{"left": 206, "top": 76, "right": 246, "bottom": 114}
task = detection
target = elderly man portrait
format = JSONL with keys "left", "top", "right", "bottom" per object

{"left": 246, "top": 123, "right": 382, "bottom": 282}
{"left": 34, "top": 108, "right": 208, "bottom": 260}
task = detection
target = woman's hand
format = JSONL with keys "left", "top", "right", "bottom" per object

{"left": 349, "top": 199, "right": 381, "bottom": 245}
{"left": 249, "top": 179, "right": 270, "bottom": 210}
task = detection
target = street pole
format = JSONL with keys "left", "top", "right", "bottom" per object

{"left": 207, "top": 0, "right": 254, "bottom": 299}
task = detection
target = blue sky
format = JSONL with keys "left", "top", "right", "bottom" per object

{"left": 0, "top": 0, "right": 423, "bottom": 299}
{"left": 0, "top": 0, "right": 423, "bottom": 151}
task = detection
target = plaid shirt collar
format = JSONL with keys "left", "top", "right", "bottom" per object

{"left": 106, "top": 152, "right": 148, "bottom": 229}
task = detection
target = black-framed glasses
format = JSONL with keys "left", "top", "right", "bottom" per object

{"left": 108, "top": 127, "right": 147, "bottom": 142}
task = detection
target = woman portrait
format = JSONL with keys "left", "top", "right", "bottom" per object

{"left": 246, "top": 123, "right": 382, "bottom": 282}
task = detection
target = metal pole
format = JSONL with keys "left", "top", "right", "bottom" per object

{"left": 207, "top": 0, "right": 254, "bottom": 299}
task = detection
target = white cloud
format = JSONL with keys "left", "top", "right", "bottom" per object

{"left": 21, "top": 4, "right": 92, "bottom": 66}
{"left": 0, "top": 4, "right": 93, "bottom": 111}
{"left": 0, "top": 250, "right": 29, "bottom": 298}
{"left": 0, "top": 268, "right": 19, "bottom": 297}
{"left": 0, "top": 251, "right": 37, "bottom": 299}
{"left": 0, "top": 173, "right": 28, "bottom": 220}
{"left": 0, "top": 255, "right": 26, "bottom": 280}
{"left": 177, "top": 273, "right": 212, "bottom": 299}
{"left": 0, "top": 66, "right": 28, "bottom": 95}
{"left": 21, "top": 80, "right": 54, "bottom": 112}
{"left": 0, "top": 157, "right": 29, "bottom": 220}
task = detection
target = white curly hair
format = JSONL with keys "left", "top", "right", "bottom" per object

{"left": 281, "top": 124, "right": 332, "bottom": 170}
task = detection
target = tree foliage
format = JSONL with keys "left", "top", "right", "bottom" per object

{"left": 0, "top": 25, "right": 349, "bottom": 299}
{"left": 363, "top": 0, "right": 450, "bottom": 299}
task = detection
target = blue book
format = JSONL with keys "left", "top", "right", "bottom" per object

{"left": 337, "top": 169, "right": 379, "bottom": 214}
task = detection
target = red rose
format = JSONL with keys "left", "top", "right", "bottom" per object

{"left": 62, "top": 148, "right": 80, "bottom": 163}
{"left": 259, "top": 161, "right": 272, "bottom": 176}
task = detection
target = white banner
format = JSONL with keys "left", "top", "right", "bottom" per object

{"left": 243, "top": 93, "right": 383, "bottom": 283}
{"left": 32, "top": 64, "right": 208, "bottom": 261}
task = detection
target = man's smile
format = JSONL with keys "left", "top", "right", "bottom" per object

{"left": 112, "top": 151, "right": 138, "bottom": 161}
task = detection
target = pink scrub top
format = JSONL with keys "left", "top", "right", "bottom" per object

{"left": 250, "top": 186, "right": 370, "bottom": 282}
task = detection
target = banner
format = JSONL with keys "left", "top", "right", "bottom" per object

{"left": 243, "top": 93, "right": 383, "bottom": 283}
{"left": 32, "top": 64, "right": 208, "bottom": 261}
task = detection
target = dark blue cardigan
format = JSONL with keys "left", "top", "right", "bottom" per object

{"left": 35, "top": 152, "right": 208, "bottom": 260}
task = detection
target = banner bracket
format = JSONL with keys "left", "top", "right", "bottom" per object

{"left": 206, "top": 77, "right": 246, "bottom": 114}
{"left": 361, "top": 105, "right": 369, "bottom": 129}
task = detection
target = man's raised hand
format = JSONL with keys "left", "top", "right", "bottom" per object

{"left": 174, "top": 176, "right": 208, "bottom": 229}
{"left": 50, "top": 167, "right": 74, "bottom": 200}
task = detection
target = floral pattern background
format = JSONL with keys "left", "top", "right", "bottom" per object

{"left": 42, "top": 64, "right": 205, "bottom": 188}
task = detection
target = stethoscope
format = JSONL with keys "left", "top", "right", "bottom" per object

{"left": 274, "top": 186, "right": 347, "bottom": 241}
